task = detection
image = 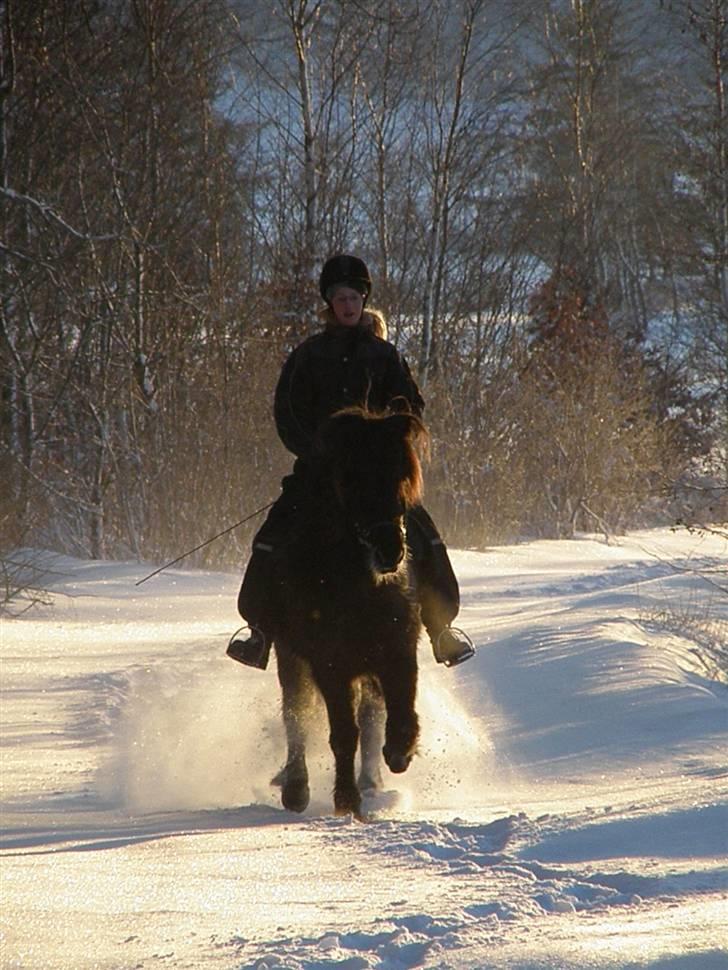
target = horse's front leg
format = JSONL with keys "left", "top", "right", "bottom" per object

{"left": 376, "top": 651, "right": 420, "bottom": 774}
{"left": 318, "top": 676, "right": 362, "bottom": 819}
{"left": 357, "top": 677, "right": 385, "bottom": 793}
{"left": 274, "top": 644, "right": 313, "bottom": 813}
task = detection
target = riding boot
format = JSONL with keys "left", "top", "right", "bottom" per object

{"left": 232, "top": 545, "right": 276, "bottom": 670}
{"left": 406, "top": 506, "right": 474, "bottom": 667}
{"left": 229, "top": 470, "right": 308, "bottom": 671}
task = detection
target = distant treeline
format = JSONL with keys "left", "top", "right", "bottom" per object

{"left": 2, "top": 0, "right": 725, "bottom": 563}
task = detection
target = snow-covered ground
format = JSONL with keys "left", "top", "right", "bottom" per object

{"left": 1, "top": 529, "right": 726, "bottom": 970}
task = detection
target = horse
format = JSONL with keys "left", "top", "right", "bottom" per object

{"left": 270, "top": 407, "right": 427, "bottom": 820}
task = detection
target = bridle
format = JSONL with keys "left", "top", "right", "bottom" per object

{"left": 352, "top": 516, "right": 407, "bottom": 570}
{"left": 354, "top": 517, "right": 406, "bottom": 543}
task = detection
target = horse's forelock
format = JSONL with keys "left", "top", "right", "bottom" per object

{"left": 323, "top": 406, "right": 427, "bottom": 508}
{"left": 379, "top": 411, "right": 426, "bottom": 508}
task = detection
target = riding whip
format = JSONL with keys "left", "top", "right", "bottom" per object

{"left": 135, "top": 501, "right": 274, "bottom": 586}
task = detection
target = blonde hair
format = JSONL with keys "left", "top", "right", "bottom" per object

{"left": 319, "top": 306, "right": 388, "bottom": 339}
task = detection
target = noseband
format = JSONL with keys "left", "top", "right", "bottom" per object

{"left": 354, "top": 518, "right": 405, "bottom": 543}
{"left": 354, "top": 518, "right": 407, "bottom": 571}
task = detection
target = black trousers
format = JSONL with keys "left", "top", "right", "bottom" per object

{"left": 237, "top": 468, "right": 460, "bottom": 641}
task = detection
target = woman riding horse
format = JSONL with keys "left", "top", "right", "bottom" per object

{"left": 228, "top": 253, "right": 474, "bottom": 670}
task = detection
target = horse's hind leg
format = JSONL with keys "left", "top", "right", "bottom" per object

{"left": 274, "top": 644, "right": 313, "bottom": 813}
{"left": 357, "top": 678, "right": 385, "bottom": 793}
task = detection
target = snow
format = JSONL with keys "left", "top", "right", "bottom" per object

{"left": 1, "top": 529, "right": 726, "bottom": 970}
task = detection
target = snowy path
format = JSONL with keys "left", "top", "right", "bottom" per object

{"left": 1, "top": 530, "right": 726, "bottom": 969}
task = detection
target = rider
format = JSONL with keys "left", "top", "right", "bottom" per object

{"left": 228, "top": 254, "right": 474, "bottom": 671}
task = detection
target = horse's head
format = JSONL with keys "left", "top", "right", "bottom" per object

{"left": 316, "top": 407, "right": 428, "bottom": 574}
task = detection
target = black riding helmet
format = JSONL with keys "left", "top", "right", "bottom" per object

{"left": 319, "top": 254, "right": 372, "bottom": 303}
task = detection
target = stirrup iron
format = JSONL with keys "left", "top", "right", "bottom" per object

{"left": 226, "top": 625, "right": 271, "bottom": 670}
{"left": 434, "top": 626, "right": 475, "bottom": 668}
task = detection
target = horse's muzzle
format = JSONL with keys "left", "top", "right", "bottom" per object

{"left": 358, "top": 520, "right": 405, "bottom": 574}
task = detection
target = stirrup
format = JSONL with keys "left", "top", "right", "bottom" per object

{"left": 433, "top": 626, "right": 475, "bottom": 668}
{"left": 226, "top": 625, "right": 271, "bottom": 670}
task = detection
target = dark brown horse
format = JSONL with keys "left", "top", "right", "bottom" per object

{"left": 271, "top": 407, "right": 427, "bottom": 819}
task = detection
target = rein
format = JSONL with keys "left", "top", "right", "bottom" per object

{"left": 135, "top": 501, "right": 275, "bottom": 586}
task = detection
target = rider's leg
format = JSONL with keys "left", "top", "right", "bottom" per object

{"left": 228, "top": 471, "right": 304, "bottom": 670}
{"left": 229, "top": 543, "right": 277, "bottom": 669}
{"left": 406, "top": 505, "right": 474, "bottom": 667}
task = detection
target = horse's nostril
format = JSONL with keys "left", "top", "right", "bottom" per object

{"left": 363, "top": 521, "right": 405, "bottom": 574}
{"left": 373, "top": 541, "right": 404, "bottom": 574}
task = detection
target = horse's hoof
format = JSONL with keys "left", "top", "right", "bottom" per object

{"left": 334, "top": 790, "right": 362, "bottom": 819}
{"left": 383, "top": 746, "right": 412, "bottom": 774}
{"left": 281, "top": 779, "right": 310, "bottom": 813}
{"left": 358, "top": 771, "right": 383, "bottom": 793}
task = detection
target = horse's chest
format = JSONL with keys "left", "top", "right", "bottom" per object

{"left": 281, "top": 556, "right": 415, "bottom": 651}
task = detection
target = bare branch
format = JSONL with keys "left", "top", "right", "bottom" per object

{"left": 1, "top": 186, "right": 120, "bottom": 242}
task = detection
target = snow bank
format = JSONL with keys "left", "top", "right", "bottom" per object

{"left": 1, "top": 529, "right": 726, "bottom": 969}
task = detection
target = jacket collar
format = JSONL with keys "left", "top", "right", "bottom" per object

{"left": 325, "top": 320, "right": 371, "bottom": 339}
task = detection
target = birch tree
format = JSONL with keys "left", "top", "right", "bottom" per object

{"left": 664, "top": 0, "right": 727, "bottom": 468}
{"left": 1, "top": 0, "right": 252, "bottom": 558}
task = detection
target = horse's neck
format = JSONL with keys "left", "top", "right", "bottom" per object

{"left": 293, "top": 484, "right": 365, "bottom": 565}
{"left": 296, "top": 479, "right": 345, "bottom": 543}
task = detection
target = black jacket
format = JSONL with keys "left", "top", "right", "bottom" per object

{"left": 274, "top": 322, "right": 424, "bottom": 459}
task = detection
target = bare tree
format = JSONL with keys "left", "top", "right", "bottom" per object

{"left": 2, "top": 0, "right": 722, "bottom": 564}
{"left": 662, "top": 0, "right": 727, "bottom": 479}
{"left": 1, "top": 0, "right": 261, "bottom": 560}
{"left": 513, "top": 269, "right": 679, "bottom": 538}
